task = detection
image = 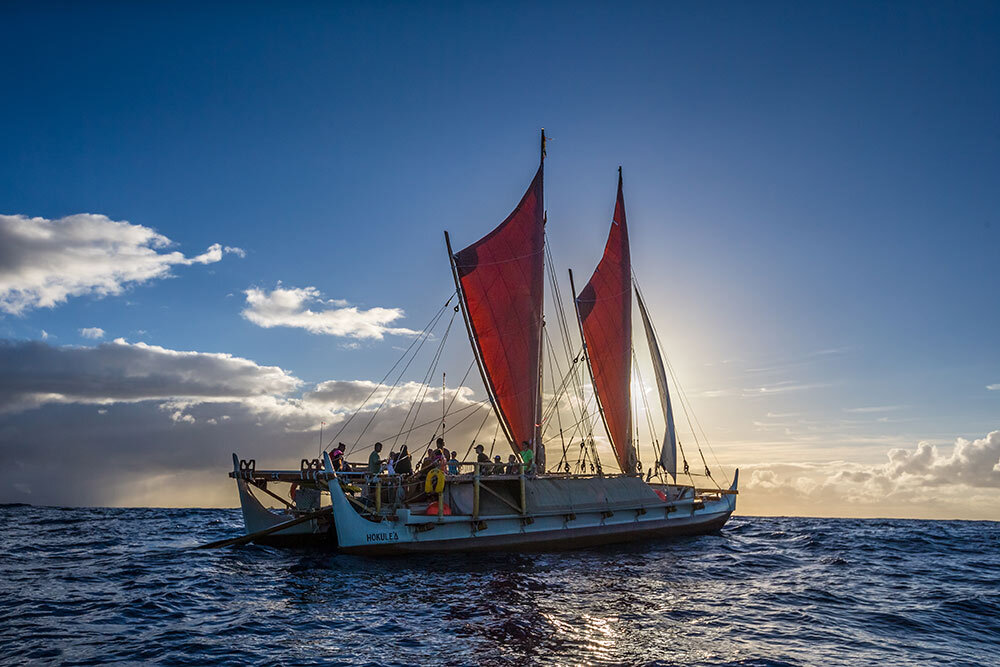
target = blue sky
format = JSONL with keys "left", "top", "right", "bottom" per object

{"left": 1, "top": 2, "right": 998, "bottom": 515}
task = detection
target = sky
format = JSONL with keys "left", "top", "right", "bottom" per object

{"left": 1, "top": 1, "right": 998, "bottom": 518}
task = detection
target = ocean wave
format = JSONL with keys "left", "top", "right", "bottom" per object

{"left": 1, "top": 507, "right": 997, "bottom": 665}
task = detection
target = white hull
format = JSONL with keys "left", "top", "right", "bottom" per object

{"left": 322, "top": 453, "right": 737, "bottom": 555}
{"left": 233, "top": 454, "right": 333, "bottom": 547}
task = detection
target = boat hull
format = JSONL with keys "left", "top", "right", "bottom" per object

{"left": 324, "top": 453, "right": 738, "bottom": 556}
{"left": 338, "top": 508, "right": 731, "bottom": 556}
{"left": 234, "top": 457, "right": 335, "bottom": 548}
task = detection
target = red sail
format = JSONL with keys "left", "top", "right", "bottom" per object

{"left": 577, "top": 170, "right": 633, "bottom": 473}
{"left": 453, "top": 166, "right": 544, "bottom": 451}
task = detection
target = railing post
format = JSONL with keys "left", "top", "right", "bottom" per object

{"left": 520, "top": 469, "right": 526, "bottom": 515}
{"left": 473, "top": 462, "right": 480, "bottom": 521}
{"left": 375, "top": 477, "right": 382, "bottom": 514}
{"left": 438, "top": 480, "right": 445, "bottom": 521}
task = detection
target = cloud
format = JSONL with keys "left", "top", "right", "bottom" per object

{"left": 987, "top": 384, "right": 1000, "bottom": 391}
{"left": 843, "top": 405, "right": 906, "bottom": 414}
{"left": 738, "top": 430, "right": 1000, "bottom": 519}
{"left": 0, "top": 213, "right": 233, "bottom": 315}
{"left": 741, "top": 381, "right": 829, "bottom": 397}
{"left": 697, "top": 388, "right": 736, "bottom": 398}
{"left": 223, "top": 246, "right": 246, "bottom": 258}
{"left": 241, "top": 285, "right": 419, "bottom": 339}
{"left": 0, "top": 338, "right": 486, "bottom": 506}
{"left": 882, "top": 432, "right": 1000, "bottom": 488}
{"left": 0, "top": 338, "right": 300, "bottom": 414}
{"left": 79, "top": 327, "right": 105, "bottom": 340}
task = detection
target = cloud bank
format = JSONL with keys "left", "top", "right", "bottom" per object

{"left": 0, "top": 339, "right": 484, "bottom": 506}
{"left": 0, "top": 213, "right": 243, "bottom": 315}
{"left": 739, "top": 431, "right": 1000, "bottom": 519}
{"left": 242, "top": 285, "right": 418, "bottom": 339}
{"left": 1, "top": 339, "right": 996, "bottom": 517}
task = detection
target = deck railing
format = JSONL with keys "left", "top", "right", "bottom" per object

{"left": 233, "top": 457, "right": 732, "bottom": 521}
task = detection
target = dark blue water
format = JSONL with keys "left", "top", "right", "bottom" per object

{"left": 1, "top": 506, "right": 998, "bottom": 666}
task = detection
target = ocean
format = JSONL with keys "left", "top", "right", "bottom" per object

{"left": 1, "top": 505, "right": 997, "bottom": 666}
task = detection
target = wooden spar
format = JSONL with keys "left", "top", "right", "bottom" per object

{"left": 195, "top": 506, "right": 332, "bottom": 549}
{"left": 568, "top": 267, "right": 620, "bottom": 474}
{"left": 478, "top": 481, "right": 524, "bottom": 513}
{"left": 248, "top": 480, "right": 295, "bottom": 510}
{"left": 696, "top": 488, "right": 739, "bottom": 495}
{"left": 445, "top": 229, "right": 516, "bottom": 447}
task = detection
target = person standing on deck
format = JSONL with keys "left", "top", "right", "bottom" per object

{"left": 330, "top": 443, "right": 346, "bottom": 472}
{"left": 519, "top": 441, "right": 535, "bottom": 475}
{"left": 395, "top": 445, "right": 412, "bottom": 475}
{"left": 365, "top": 442, "right": 383, "bottom": 501}
{"left": 368, "top": 442, "right": 383, "bottom": 475}
{"left": 447, "top": 451, "right": 460, "bottom": 475}
{"left": 475, "top": 444, "right": 490, "bottom": 476}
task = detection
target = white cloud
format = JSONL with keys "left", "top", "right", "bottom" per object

{"left": 242, "top": 285, "right": 418, "bottom": 339}
{"left": 223, "top": 246, "right": 246, "bottom": 258}
{"left": 697, "top": 388, "right": 736, "bottom": 398}
{"left": 40, "top": 330, "right": 49, "bottom": 340}
{"left": 881, "top": 431, "right": 1000, "bottom": 488}
{"left": 987, "top": 384, "right": 1000, "bottom": 391}
{"left": 843, "top": 405, "right": 906, "bottom": 414}
{"left": 0, "top": 213, "right": 232, "bottom": 315}
{"left": 739, "top": 430, "right": 1000, "bottom": 519}
{"left": 79, "top": 327, "right": 105, "bottom": 339}
{"left": 741, "top": 381, "right": 829, "bottom": 397}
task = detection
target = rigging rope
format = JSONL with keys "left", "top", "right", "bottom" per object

{"left": 632, "top": 277, "right": 729, "bottom": 488}
{"left": 631, "top": 346, "right": 662, "bottom": 476}
{"left": 388, "top": 311, "right": 461, "bottom": 449}
{"left": 345, "top": 306, "right": 458, "bottom": 456}
{"left": 323, "top": 294, "right": 454, "bottom": 452}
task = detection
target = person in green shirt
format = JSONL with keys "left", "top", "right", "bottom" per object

{"left": 519, "top": 441, "right": 534, "bottom": 474}
{"left": 368, "top": 441, "right": 383, "bottom": 475}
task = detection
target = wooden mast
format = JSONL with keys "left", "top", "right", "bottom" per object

{"left": 533, "top": 129, "right": 547, "bottom": 471}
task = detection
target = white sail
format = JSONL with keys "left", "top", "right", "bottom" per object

{"left": 636, "top": 290, "right": 677, "bottom": 480}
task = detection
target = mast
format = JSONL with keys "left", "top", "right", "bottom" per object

{"left": 445, "top": 230, "right": 515, "bottom": 446}
{"left": 534, "top": 129, "right": 547, "bottom": 470}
